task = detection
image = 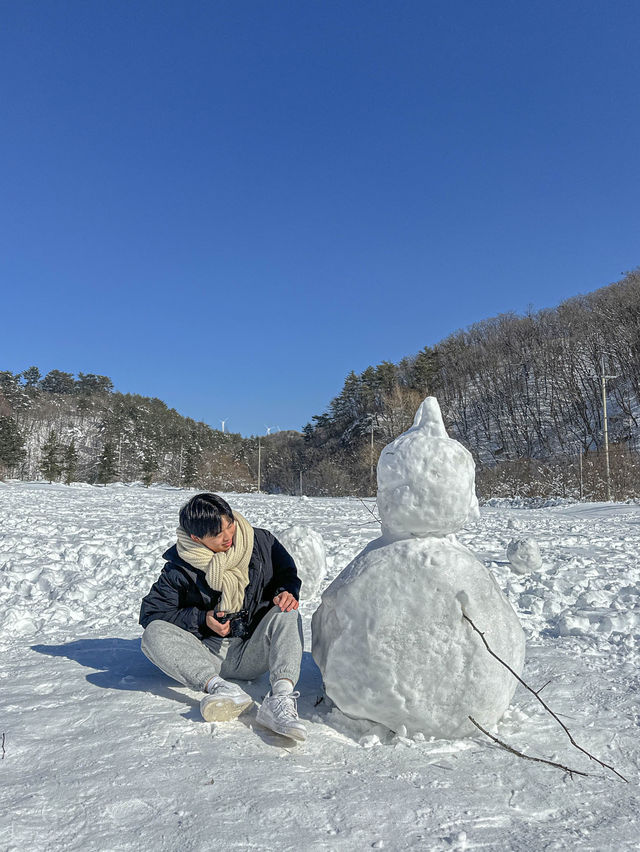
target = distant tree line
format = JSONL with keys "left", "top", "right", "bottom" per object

{"left": 2, "top": 269, "right": 640, "bottom": 499}
{"left": 0, "top": 369, "right": 256, "bottom": 490}
{"left": 300, "top": 268, "right": 640, "bottom": 500}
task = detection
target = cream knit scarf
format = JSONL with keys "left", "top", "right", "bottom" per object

{"left": 175, "top": 511, "right": 255, "bottom": 612}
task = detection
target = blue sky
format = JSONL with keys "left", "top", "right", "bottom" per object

{"left": 2, "top": 1, "right": 639, "bottom": 435}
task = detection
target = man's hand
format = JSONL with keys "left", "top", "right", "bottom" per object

{"left": 273, "top": 591, "right": 298, "bottom": 612}
{"left": 206, "top": 610, "right": 232, "bottom": 636}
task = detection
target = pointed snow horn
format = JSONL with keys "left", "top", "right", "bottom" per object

{"left": 411, "top": 397, "right": 448, "bottom": 438}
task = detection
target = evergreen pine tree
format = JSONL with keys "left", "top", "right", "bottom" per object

{"left": 96, "top": 441, "right": 117, "bottom": 485}
{"left": 182, "top": 441, "right": 200, "bottom": 488}
{"left": 0, "top": 416, "right": 26, "bottom": 473}
{"left": 411, "top": 346, "right": 439, "bottom": 393}
{"left": 64, "top": 439, "right": 78, "bottom": 485}
{"left": 22, "top": 366, "right": 41, "bottom": 389}
{"left": 141, "top": 449, "right": 158, "bottom": 487}
{"left": 0, "top": 372, "right": 23, "bottom": 406}
{"left": 40, "top": 430, "right": 63, "bottom": 482}
{"left": 40, "top": 370, "right": 75, "bottom": 394}
{"left": 76, "top": 373, "right": 114, "bottom": 395}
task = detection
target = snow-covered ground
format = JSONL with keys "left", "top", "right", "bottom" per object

{"left": 1, "top": 482, "right": 638, "bottom": 851}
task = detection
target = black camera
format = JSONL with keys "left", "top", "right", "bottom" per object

{"left": 215, "top": 610, "right": 249, "bottom": 639}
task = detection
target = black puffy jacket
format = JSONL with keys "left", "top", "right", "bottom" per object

{"left": 139, "top": 527, "right": 301, "bottom": 649}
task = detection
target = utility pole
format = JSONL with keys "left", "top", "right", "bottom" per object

{"left": 600, "top": 356, "right": 617, "bottom": 501}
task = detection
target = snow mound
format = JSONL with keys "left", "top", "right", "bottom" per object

{"left": 507, "top": 538, "right": 542, "bottom": 574}
{"left": 276, "top": 525, "right": 327, "bottom": 598}
{"left": 376, "top": 397, "right": 477, "bottom": 538}
{"left": 312, "top": 536, "right": 525, "bottom": 738}
{"left": 483, "top": 496, "right": 577, "bottom": 509}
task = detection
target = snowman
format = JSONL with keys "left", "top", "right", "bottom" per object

{"left": 312, "top": 397, "right": 525, "bottom": 738}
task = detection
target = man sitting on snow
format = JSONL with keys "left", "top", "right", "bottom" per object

{"left": 139, "top": 492, "right": 306, "bottom": 741}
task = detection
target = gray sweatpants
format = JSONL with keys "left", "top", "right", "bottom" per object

{"left": 141, "top": 607, "right": 303, "bottom": 692}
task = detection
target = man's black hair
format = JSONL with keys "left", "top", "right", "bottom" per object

{"left": 179, "top": 493, "right": 234, "bottom": 538}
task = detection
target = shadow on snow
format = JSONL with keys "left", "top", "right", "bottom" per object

{"left": 31, "top": 638, "right": 327, "bottom": 731}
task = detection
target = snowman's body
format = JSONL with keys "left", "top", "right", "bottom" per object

{"left": 312, "top": 398, "right": 525, "bottom": 738}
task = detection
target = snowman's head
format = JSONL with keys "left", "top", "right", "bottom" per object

{"left": 376, "top": 397, "right": 477, "bottom": 539}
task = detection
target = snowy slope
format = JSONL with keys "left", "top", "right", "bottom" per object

{"left": 0, "top": 483, "right": 638, "bottom": 851}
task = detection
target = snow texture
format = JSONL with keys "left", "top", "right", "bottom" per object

{"left": 275, "top": 524, "right": 327, "bottom": 598}
{"left": 1, "top": 482, "right": 639, "bottom": 850}
{"left": 313, "top": 396, "right": 525, "bottom": 737}
{"left": 376, "top": 397, "right": 477, "bottom": 538}
{"left": 507, "top": 537, "right": 543, "bottom": 574}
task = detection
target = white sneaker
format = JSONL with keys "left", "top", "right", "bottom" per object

{"left": 200, "top": 679, "right": 253, "bottom": 722}
{"left": 256, "top": 691, "right": 307, "bottom": 742}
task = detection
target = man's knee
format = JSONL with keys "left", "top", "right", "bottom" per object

{"left": 267, "top": 606, "right": 301, "bottom": 626}
{"left": 141, "top": 619, "right": 181, "bottom": 655}
{"left": 266, "top": 607, "right": 303, "bottom": 642}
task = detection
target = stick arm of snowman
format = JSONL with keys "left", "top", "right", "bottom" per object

{"left": 462, "top": 610, "right": 628, "bottom": 783}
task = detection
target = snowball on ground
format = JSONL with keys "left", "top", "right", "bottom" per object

{"left": 507, "top": 538, "right": 542, "bottom": 574}
{"left": 312, "top": 535, "right": 525, "bottom": 738}
{"left": 276, "top": 525, "right": 327, "bottom": 599}
{"left": 376, "top": 398, "right": 477, "bottom": 538}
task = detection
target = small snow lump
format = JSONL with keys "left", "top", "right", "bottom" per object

{"left": 506, "top": 537, "right": 542, "bottom": 574}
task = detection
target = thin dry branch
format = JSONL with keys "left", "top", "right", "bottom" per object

{"left": 462, "top": 612, "right": 628, "bottom": 783}
{"left": 1, "top": 732, "right": 5, "bottom": 759}
{"left": 469, "top": 716, "right": 589, "bottom": 778}
{"left": 358, "top": 498, "right": 381, "bottom": 525}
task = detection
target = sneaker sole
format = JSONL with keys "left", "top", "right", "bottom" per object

{"left": 201, "top": 697, "right": 253, "bottom": 723}
{"left": 256, "top": 718, "right": 307, "bottom": 742}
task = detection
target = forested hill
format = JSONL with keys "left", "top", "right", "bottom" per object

{"left": 301, "top": 268, "right": 640, "bottom": 499}
{"left": 0, "top": 372, "right": 260, "bottom": 490}
{"left": 2, "top": 269, "right": 640, "bottom": 498}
